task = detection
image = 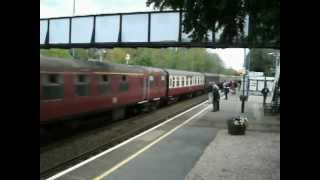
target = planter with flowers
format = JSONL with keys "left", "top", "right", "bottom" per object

{"left": 227, "top": 116, "right": 248, "bottom": 135}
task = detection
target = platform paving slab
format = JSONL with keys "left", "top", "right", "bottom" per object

{"left": 185, "top": 130, "right": 280, "bottom": 180}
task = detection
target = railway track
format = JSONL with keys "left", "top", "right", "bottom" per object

{"left": 40, "top": 94, "right": 208, "bottom": 179}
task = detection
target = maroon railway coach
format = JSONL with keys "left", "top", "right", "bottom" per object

{"left": 40, "top": 57, "right": 152, "bottom": 124}
{"left": 166, "top": 69, "right": 205, "bottom": 99}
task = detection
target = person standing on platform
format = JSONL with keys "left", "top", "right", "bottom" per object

{"left": 212, "top": 83, "right": 220, "bottom": 112}
{"left": 234, "top": 81, "right": 238, "bottom": 94}
{"left": 223, "top": 82, "right": 230, "bottom": 100}
{"left": 208, "top": 82, "right": 213, "bottom": 103}
{"left": 261, "top": 87, "right": 270, "bottom": 105}
{"left": 230, "top": 81, "right": 236, "bottom": 94}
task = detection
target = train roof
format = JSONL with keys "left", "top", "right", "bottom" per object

{"left": 40, "top": 56, "right": 146, "bottom": 73}
{"left": 130, "top": 65, "right": 166, "bottom": 74}
{"left": 204, "top": 73, "right": 220, "bottom": 77}
{"left": 165, "top": 69, "right": 203, "bottom": 76}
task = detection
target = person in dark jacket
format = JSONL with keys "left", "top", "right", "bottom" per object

{"left": 261, "top": 87, "right": 270, "bottom": 105}
{"left": 212, "top": 83, "right": 220, "bottom": 112}
{"left": 223, "top": 82, "right": 230, "bottom": 100}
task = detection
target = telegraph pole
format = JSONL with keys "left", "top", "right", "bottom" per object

{"left": 71, "top": 0, "right": 76, "bottom": 58}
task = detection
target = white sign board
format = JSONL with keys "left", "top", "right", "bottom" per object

{"left": 249, "top": 71, "right": 264, "bottom": 77}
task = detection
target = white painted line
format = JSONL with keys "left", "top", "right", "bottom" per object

{"left": 94, "top": 104, "right": 211, "bottom": 180}
{"left": 137, "top": 100, "right": 148, "bottom": 104}
{"left": 46, "top": 100, "right": 209, "bottom": 180}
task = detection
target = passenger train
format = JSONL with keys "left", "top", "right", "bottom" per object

{"left": 40, "top": 56, "right": 241, "bottom": 130}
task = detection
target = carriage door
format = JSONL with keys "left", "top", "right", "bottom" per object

{"left": 142, "top": 75, "right": 150, "bottom": 100}
{"left": 147, "top": 75, "right": 151, "bottom": 99}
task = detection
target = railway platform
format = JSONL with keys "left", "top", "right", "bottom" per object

{"left": 47, "top": 93, "right": 280, "bottom": 180}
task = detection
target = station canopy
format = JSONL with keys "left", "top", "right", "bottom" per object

{"left": 40, "top": 10, "right": 275, "bottom": 49}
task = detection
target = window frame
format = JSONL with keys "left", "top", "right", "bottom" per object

{"left": 98, "top": 74, "right": 111, "bottom": 95}
{"left": 119, "top": 74, "right": 129, "bottom": 92}
{"left": 41, "top": 73, "right": 64, "bottom": 101}
{"left": 74, "top": 74, "right": 90, "bottom": 97}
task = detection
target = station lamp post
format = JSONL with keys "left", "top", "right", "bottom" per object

{"left": 125, "top": 54, "right": 131, "bottom": 65}
{"left": 99, "top": 49, "right": 106, "bottom": 62}
{"left": 240, "top": 48, "right": 249, "bottom": 113}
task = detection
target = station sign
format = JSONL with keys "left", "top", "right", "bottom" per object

{"left": 248, "top": 71, "right": 264, "bottom": 77}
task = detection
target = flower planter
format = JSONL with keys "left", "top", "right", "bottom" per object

{"left": 227, "top": 117, "right": 248, "bottom": 135}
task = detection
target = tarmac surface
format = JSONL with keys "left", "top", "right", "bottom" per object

{"left": 48, "top": 93, "right": 280, "bottom": 180}
{"left": 185, "top": 130, "right": 280, "bottom": 180}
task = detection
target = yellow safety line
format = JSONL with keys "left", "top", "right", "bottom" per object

{"left": 93, "top": 105, "right": 210, "bottom": 180}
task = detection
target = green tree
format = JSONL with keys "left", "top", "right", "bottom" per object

{"left": 40, "top": 49, "right": 73, "bottom": 59}
{"left": 131, "top": 49, "right": 153, "bottom": 66}
{"left": 246, "top": 48, "right": 279, "bottom": 76}
{"left": 146, "top": 0, "right": 279, "bottom": 46}
{"left": 41, "top": 47, "right": 238, "bottom": 75}
{"left": 73, "top": 48, "right": 90, "bottom": 60}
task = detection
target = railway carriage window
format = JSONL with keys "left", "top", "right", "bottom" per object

{"left": 49, "top": 74, "right": 58, "bottom": 83}
{"left": 149, "top": 75, "right": 155, "bottom": 87}
{"left": 161, "top": 76, "right": 165, "bottom": 81}
{"left": 177, "top": 76, "right": 180, "bottom": 87}
{"left": 177, "top": 76, "right": 179, "bottom": 87}
{"left": 41, "top": 74, "right": 64, "bottom": 100}
{"left": 181, "top": 76, "right": 185, "bottom": 86}
{"left": 119, "top": 75, "right": 129, "bottom": 92}
{"left": 75, "top": 74, "right": 90, "bottom": 96}
{"left": 102, "top": 75, "right": 109, "bottom": 82}
{"left": 99, "top": 74, "right": 111, "bottom": 95}
{"left": 185, "top": 77, "right": 187, "bottom": 86}
{"left": 122, "top": 75, "right": 127, "bottom": 82}
{"left": 172, "top": 77, "right": 175, "bottom": 88}
{"left": 185, "top": 77, "right": 188, "bottom": 86}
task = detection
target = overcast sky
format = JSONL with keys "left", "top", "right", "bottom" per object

{"left": 40, "top": 0, "right": 246, "bottom": 70}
